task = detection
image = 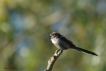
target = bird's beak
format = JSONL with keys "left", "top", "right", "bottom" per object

{"left": 49, "top": 35, "right": 51, "bottom": 39}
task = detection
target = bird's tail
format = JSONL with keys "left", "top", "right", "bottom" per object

{"left": 73, "top": 47, "right": 98, "bottom": 56}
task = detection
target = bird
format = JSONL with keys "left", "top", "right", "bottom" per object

{"left": 49, "top": 32, "right": 98, "bottom": 56}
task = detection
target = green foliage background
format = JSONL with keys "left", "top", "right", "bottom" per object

{"left": 0, "top": 0, "right": 106, "bottom": 71}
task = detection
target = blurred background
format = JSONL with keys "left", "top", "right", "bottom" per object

{"left": 0, "top": 0, "right": 106, "bottom": 71}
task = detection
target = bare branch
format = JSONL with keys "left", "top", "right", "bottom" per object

{"left": 44, "top": 49, "right": 63, "bottom": 71}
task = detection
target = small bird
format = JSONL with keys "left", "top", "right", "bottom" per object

{"left": 49, "top": 32, "right": 97, "bottom": 56}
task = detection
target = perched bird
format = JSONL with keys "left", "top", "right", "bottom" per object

{"left": 49, "top": 32, "right": 97, "bottom": 56}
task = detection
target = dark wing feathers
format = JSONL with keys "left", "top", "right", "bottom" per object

{"left": 60, "top": 36, "right": 97, "bottom": 56}
{"left": 60, "top": 36, "right": 76, "bottom": 48}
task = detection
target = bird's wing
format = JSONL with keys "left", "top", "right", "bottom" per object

{"left": 60, "top": 36, "right": 76, "bottom": 48}
{"left": 60, "top": 36, "right": 98, "bottom": 56}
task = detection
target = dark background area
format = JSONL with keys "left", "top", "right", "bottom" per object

{"left": 0, "top": 0, "right": 106, "bottom": 71}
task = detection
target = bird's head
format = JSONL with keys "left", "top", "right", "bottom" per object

{"left": 49, "top": 32, "right": 61, "bottom": 39}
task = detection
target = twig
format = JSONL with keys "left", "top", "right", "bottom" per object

{"left": 44, "top": 49, "right": 63, "bottom": 71}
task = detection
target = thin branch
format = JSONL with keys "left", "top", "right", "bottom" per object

{"left": 44, "top": 49, "right": 63, "bottom": 71}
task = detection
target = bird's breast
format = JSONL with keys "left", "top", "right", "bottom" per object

{"left": 51, "top": 38, "right": 59, "bottom": 44}
{"left": 51, "top": 38, "right": 69, "bottom": 49}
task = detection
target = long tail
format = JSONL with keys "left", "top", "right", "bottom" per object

{"left": 73, "top": 47, "right": 98, "bottom": 56}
